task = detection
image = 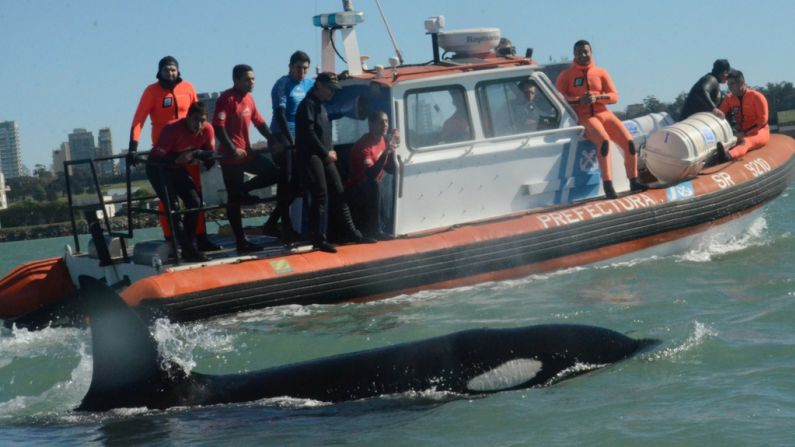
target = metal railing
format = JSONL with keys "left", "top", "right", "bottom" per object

{"left": 63, "top": 152, "right": 276, "bottom": 266}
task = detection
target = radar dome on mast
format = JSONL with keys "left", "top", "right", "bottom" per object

{"left": 438, "top": 28, "right": 501, "bottom": 57}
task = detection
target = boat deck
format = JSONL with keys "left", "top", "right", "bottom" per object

{"left": 140, "top": 232, "right": 317, "bottom": 272}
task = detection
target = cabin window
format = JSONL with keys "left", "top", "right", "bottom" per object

{"left": 476, "top": 77, "right": 560, "bottom": 138}
{"left": 405, "top": 86, "right": 473, "bottom": 149}
{"left": 333, "top": 116, "right": 370, "bottom": 146}
{"left": 329, "top": 83, "right": 392, "bottom": 146}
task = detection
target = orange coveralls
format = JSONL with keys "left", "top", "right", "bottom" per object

{"left": 556, "top": 61, "right": 637, "bottom": 181}
{"left": 130, "top": 80, "right": 206, "bottom": 236}
{"left": 718, "top": 88, "right": 770, "bottom": 158}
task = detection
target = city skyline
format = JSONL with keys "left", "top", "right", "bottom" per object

{"left": 2, "top": 0, "right": 795, "bottom": 171}
{"left": 31, "top": 90, "right": 223, "bottom": 175}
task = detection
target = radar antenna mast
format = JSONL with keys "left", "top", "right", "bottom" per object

{"left": 374, "top": 0, "right": 404, "bottom": 65}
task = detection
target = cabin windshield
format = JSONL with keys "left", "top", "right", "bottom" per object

{"left": 476, "top": 77, "right": 561, "bottom": 137}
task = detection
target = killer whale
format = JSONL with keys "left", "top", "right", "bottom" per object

{"left": 75, "top": 276, "right": 659, "bottom": 412}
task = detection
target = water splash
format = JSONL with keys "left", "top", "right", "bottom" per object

{"left": 0, "top": 341, "right": 92, "bottom": 421}
{"left": 254, "top": 396, "right": 331, "bottom": 409}
{"left": 151, "top": 319, "right": 235, "bottom": 373}
{"left": 648, "top": 321, "right": 717, "bottom": 361}
{"left": 216, "top": 304, "right": 316, "bottom": 326}
{"left": 491, "top": 266, "right": 587, "bottom": 290}
{"left": 545, "top": 362, "right": 607, "bottom": 385}
{"left": 0, "top": 324, "right": 85, "bottom": 358}
{"left": 677, "top": 217, "right": 769, "bottom": 263}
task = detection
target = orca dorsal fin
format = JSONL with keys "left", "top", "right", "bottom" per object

{"left": 76, "top": 276, "right": 170, "bottom": 411}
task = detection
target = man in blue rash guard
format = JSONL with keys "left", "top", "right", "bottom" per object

{"left": 262, "top": 51, "right": 315, "bottom": 242}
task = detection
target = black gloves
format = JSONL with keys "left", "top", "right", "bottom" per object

{"left": 193, "top": 150, "right": 216, "bottom": 170}
{"left": 126, "top": 151, "right": 139, "bottom": 167}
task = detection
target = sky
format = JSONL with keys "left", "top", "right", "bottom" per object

{"left": 2, "top": 0, "right": 794, "bottom": 171}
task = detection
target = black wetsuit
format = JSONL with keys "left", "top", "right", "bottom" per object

{"left": 680, "top": 73, "right": 723, "bottom": 120}
{"left": 219, "top": 154, "right": 280, "bottom": 243}
{"left": 295, "top": 91, "right": 358, "bottom": 244}
{"left": 262, "top": 109, "right": 298, "bottom": 233}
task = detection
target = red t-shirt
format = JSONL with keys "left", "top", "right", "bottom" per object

{"left": 213, "top": 88, "right": 267, "bottom": 165}
{"left": 150, "top": 118, "right": 214, "bottom": 167}
{"left": 347, "top": 134, "right": 387, "bottom": 189}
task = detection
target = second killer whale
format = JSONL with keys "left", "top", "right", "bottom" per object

{"left": 75, "top": 276, "right": 659, "bottom": 412}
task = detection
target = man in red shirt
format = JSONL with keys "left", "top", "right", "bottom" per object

{"left": 556, "top": 40, "right": 645, "bottom": 199}
{"left": 145, "top": 102, "right": 215, "bottom": 263}
{"left": 213, "top": 64, "right": 281, "bottom": 253}
{"left": 129, "top": 56, "right": 219, "bottom": 251}
{"left": 345, "top": 111, "right": 396, "bottom": 239}
{"left": 718, "top": 69, "right": 770, "bottom": 160}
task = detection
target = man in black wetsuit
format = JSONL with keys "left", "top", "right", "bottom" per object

{"left": 680, "top": 59, "right": 730, "bottom": 120}
{"left": 295, "top": 72, "right": 373, "bottom": 253}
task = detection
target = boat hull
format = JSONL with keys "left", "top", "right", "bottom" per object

{"left": 0, "top": 257, "right": 76, "bottom": 319}
{"left": 3, "top": 134, "right": 794, "bottom": 326}
{"left": 125, "top": 134, "right": 795, "bottom": 323}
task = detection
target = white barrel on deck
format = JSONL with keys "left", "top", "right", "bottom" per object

{"left": 622, "top": 112, "right": 675, "bottom": 172}
{"left": 644, "top": 112, "right": 737, "bottom": 184}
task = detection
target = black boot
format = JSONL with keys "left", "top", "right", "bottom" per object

{"left": 629, "top": 177, "right": 648, "bottom": 193}
{"left": 336, "top": 203, "right": 376, "bottom": 244}
{"left": 196, "top": 233, "right": 222, "bottom": 251}
{"left": 279, "top": 221, "right": 302, "bottom": 243}
{"left": 181, "top": 245, "right": 209, "bottom": 263}
{"left": 237, "top": 239, "right": 263, "bottom": 253}
{"left": 313, "top": 239, "right": 337, "bottom": 253}
{"left": 716, "top": 142, "right": 733, "bottom": 163}
{"left": 262, "top": 220, "right": 281, "bottom": 238}
{"left": 603, "top": 180, "right": 617, "bottom": 199}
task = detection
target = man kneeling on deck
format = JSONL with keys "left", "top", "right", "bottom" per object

{"left": 146, "top": 102, "right": 215, "bottom": 262}
{"left": 345, "top": 111, "right": 397, "bottom": 240}
{"left": 717, "top": 69, "right": 770, "bottom": 161}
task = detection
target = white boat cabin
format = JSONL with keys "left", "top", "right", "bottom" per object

{"left": 325, "top": 55, "right": 670, "bottom": 236}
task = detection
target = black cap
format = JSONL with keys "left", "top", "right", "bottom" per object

{"left": 712, "top": 59, "right": 730, "bottom": 75}
{"left": 156, "top": 56, "right": 180, "bottom": 79}
{"left": 316, "top": 72, "right": 342, "bottom": 90}
{"left": 159, "top": 55, "right": 179, "bottom": 70}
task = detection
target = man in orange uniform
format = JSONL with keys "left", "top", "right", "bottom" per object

{"left": 718, "top": 69, "right": 770, "bottom": 160}
{"left": 555, "top": 40, "right": 645, "bottom": 199}
{"left": 129, "top": 56, "right": 220, "bottom": 251}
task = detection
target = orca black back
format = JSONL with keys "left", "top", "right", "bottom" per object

{"left": 76, "top": 277, "right": 659, "bottom": 411}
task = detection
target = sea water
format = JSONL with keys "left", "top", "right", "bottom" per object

{"left": 1, "top": 196, "right": 794, "bottom": 446}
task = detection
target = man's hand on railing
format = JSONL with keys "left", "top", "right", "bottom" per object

{"left": 126, "top": 151, "right": 145, "bottom": 167}
{"left": 192, "top": 149, "right": 216, "bottom": 170}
